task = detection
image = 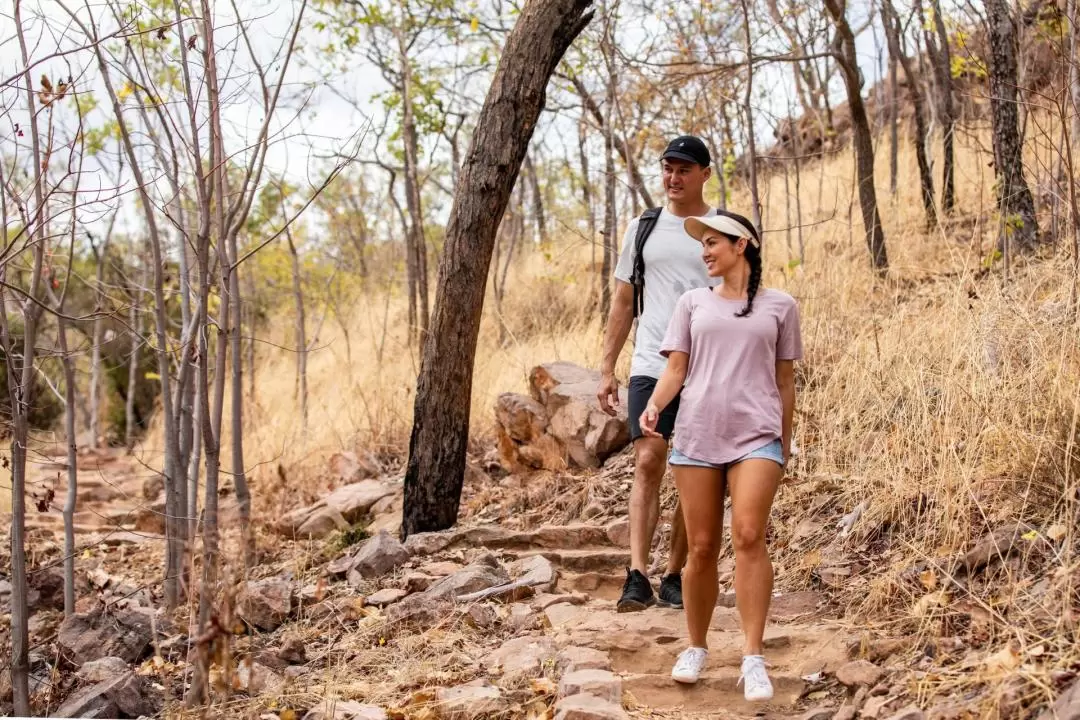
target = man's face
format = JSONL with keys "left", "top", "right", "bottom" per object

{"left": 662, "top": 159, "right": 710, "bottom": 203}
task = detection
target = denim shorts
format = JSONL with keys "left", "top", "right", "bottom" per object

{"left": 669, "top": 438, "right": 784, "bottom": 469}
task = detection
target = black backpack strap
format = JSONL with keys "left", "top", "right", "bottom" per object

{"left": 629, "top": 207, "right": 662, "bottom": 318}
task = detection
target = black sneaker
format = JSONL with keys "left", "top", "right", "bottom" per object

{"left": 617, "top": 569, "right": 656, "bottom": 613}
{"left": 657, "top": 572, "right": 683, "bottom": 609}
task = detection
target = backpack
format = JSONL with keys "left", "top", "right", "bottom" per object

{"left": 628, "top": 207, "right": 662, "bottom": 318}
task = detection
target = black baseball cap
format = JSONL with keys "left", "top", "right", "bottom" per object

{"left": 661, "top": 135, "right": 711, "bottom": 167}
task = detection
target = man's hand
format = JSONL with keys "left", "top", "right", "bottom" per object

{"left": 597, "top": 372, "right": 620, "bottom": 416}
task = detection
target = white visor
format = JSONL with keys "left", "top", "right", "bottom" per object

{"left": 684, "top": 215, "right": 759, "bottom": 248}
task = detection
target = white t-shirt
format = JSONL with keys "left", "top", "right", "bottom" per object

{"left": 613, "top": 208, "right": 716, "bottom": 379}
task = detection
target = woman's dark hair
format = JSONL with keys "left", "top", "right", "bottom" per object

{"left": 714, "top": 210, "right": 761, "bottom": 317}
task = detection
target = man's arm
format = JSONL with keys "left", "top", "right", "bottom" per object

{"left": 597, "top": 280, "right": 634, "bottom": 415}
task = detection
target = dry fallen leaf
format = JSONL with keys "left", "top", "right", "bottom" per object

{"left": 913, "top": 590, "right": 949, "bottom": 617}
{"left": 1046, "top": 524, "right": 1067, "bottom": 542}
{"left": 985, "top": 645, "right": 1021, "bottom": 672}
{"left": 530, "top": 677, "right": 557, "bottom": 695}
{"left": 919, "top": 568, "right": 938, "bottom": 590}
{"left": 1028, "top": 644, "right": 1046, "bottom": 657}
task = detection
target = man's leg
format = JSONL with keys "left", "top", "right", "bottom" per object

{"left": 666, "top": 497, "right": 689, "bottom": 574}
{"left": 629, "top": 437, "right": 669, "bottom": 573}
{"left": 617, "top": 437, "right": 668, "bottom": 612}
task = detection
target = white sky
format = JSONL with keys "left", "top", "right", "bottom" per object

{"left": 0, "top": 0, "right": 917, "bottom": 239}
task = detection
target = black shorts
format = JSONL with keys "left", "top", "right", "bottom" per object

{"left": 627, "top": 375, "right": 681, "bottom": 442}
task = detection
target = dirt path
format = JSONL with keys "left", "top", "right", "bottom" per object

{"left": 23, "top": 447, "right": 864, "bottom": 719}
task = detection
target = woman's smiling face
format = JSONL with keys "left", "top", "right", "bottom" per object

{"left": 701, "top": 230, "right": 745, "bottom": 277}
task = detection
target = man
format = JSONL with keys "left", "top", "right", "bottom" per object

{"left": 597, "top": 135, "right": 717, "bottom": 612}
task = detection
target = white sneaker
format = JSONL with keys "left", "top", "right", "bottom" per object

{"left": 739, "top": 655, "right": 774, "bottom": 701}
{"left": 671, "top": 647, "right": 708, "bottom": 684}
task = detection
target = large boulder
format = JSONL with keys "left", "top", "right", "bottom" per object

{"left": 57, "top": 608, "right": 153, "bottom": 666}
{"left": 350, "top": 530, "right": 410, "bottom": 579}
{"left": 237, "top": 578, "right": 292, "bottom": 631}
{"left": 530, "top": 362, "right": 629, "bottom": 468}
{"left": 275, "top": 480, "right": 398, "bottom": 538}
{"left": 494, "top": 362, "right": 630, "bottom": 471}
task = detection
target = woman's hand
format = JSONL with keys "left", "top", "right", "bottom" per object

{"left": 639, "top": 403, "right": 663, "bottom": 438}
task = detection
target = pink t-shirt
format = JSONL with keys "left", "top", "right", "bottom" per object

{"left": 659, "top": 287, "right": 803, "bottom": 464}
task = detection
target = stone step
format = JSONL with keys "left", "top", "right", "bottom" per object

{"left": 623, "top": 669, "right": 807, "bottom": 713}
{"left": 451, "top": 523, "right": 618, "bottom": 551}
{"left": 507, "top": 548, "right": 631, "bottom": 573}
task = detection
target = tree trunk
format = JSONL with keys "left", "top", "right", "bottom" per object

{"left": 740, "top": 0, "right": 762, "bottom": 234}
{"left": 87, "top": 222, "right": 114, "bottom": 449}
{"left": 888, "top": 41, "right": 898, "bottom": 196}
{"left": 825, "top": 0, "right": 889, "bottom": 272}
{"left": 399, "top": 32, "right": 430, "bottom": 341}
{"left": 287, "top": 229, "right": 308, "bottom": 433}
{"left": 883, "top": 0, "right": 937, "bottom": 228}
{"left": 125, "top": 266, "right": 142, "bottom": 451}
{"left": 601, "top": 81, "right": 617, "bottom": 321}
{"left": 1069, "top": 0, "right": 1080, "bottom": 154}
{"left": 578, "top": 115, "right": 596, "bottom": 245}
{"left": 401, "top": 0, "right": 594, "bottom": 538}
{"left": 228, "top": 234, "right": 252, "bottom": 568}
{"left": 524, "top": 153, "right": 549, "bottom": 244}
{"left": 929, "top": 0, "right": 956, "bottom": 213}
{"left": 58, "top": 310, "right": 78, "bottom": 617}
{"left": 985, "top": 0, "right": 1040, "bottom": 252}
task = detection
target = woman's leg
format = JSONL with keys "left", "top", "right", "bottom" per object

{"left": 673, "top": 464, "right": 726, "bottom": 648}
{"left": 726, "top": 458, "right": 782, "bottom": 655}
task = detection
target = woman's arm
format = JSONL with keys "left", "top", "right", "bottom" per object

{"left": 640, "top": 351, "right": 689, "bottom": 437}
{"left": 776, "top": 359, "right": 795, "bottom": 463}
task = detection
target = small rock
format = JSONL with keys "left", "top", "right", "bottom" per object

{"left": 329, "top": 450, "right": 382, "bottom": 482}
{"left": 604, "top": 519, "right": 630, "bottom": 548}
{"left": 57, "top": 608, "right": 153, "bottom": 665}
{"left": 28, "top": 567, "right": 65, "bottom": 611}
{"left": 557, "top": 646, "right": 611, "bottom": 673}
{"left": 324, "top": 480, "right": 397, "bottom": 523}
{"left": 236, "top": 659, "right": 284, "bottom": 695}
{"left": 507, "top": 603, "right": 538, "bottom": 632}
{"left": 297, "top": 506, "right": 350, "bottom": 539}
{"left": 285, "top": 666, "right": 311, "bottom": 679}
{"left": 800, "top": 708, "right": 836, "bottom": 720}
{"left": 404, "top": 531, "right": 456, "bottom": 556}
{"left": 237, "top": 578, "right": 292, "bottom": 631}
{"left": 403, "top": 572, "right": 437, "bottom": 593}
{"left": 425, "top": 554, "right": 510, "bottom": 601}
{"left": 141, "top": 474, "right": 164, "bottom": 500}
{"left": 302, "top": 698, "right": 388, "bottom": 720}
{"left": 326, "top": 552, "right": 358, "bottom": 577}
{"left": 110, "top": 673, "right": 163, "bottom": 717}
{"left": 55, "top": 671, "right": 160, "bottom": 718}
{"left": 54, "top": 675, "right": 123, "bottom": 718}
{"left": 76, "top": 656, "right": 129, "bottom": 683}
{"left": 134, "top": 497, "right": 166, "bottom": 535}
{"left": 370, "top": 494, "right": 398, "bottom": 516}
{"left": 1037, "top": 678, "right": 1080, "bottom": 720}
{"left": 352, "top": 530, "right": 410, "bottom": 579}
{"left": 545, "top": 602, "right": 584, "bottom": 627}
{"left": 883, "top": 705, "right": 924, "bottom": 720}
{"left": 277, "top": 637, "right": 307, "bottom": 665}
{"left": 464, "top": 603, "right": 497, "bottom": 629}
{"left": 385, "top": 594, "right": 452, "bottom": 629}
{"left": 558, "top": 669, "right": 622, "bottom": 704}
{"left": 436, "top": 681, "right": 504, "bottom": 720}
{"left": 836, "top": 660, "right": 883, "bottom": 688}
{"left": 484, "top": 636, "right": 558, "bottom": 679}
{"left": 963, "top": 524, "right": 1029, "bottom": 575}
{"left": 554, "top": 693, "right": 629, "bottom": 720}
{"left": 366, "top": 588, "right": 408, "bottom": 607}
{"left": 419, "top": 561, "right": 464, "bottom": 577}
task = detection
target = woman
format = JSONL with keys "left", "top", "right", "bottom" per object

{"left": 639, "top": 211, "right": 802, "bottom": 702}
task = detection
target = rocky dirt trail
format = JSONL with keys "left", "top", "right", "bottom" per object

{"left": 7, "top": 441, "right": 901, "bottom": 720}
